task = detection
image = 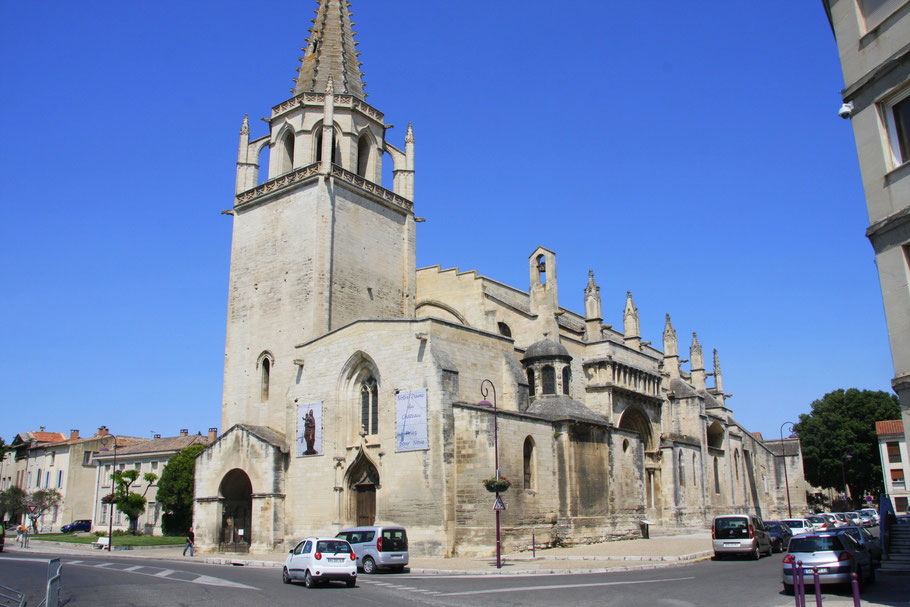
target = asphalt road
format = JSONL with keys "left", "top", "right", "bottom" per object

{"left": 1, "top": 549, "right": 908, "bottom": 607}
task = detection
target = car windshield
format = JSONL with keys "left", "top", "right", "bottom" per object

{"left": 766, "top": 523, "right": 783, "bottom": 533}
{"left": 317, "top": 540, "right": 351, "bottom": 554}
{"left": 714, "top": 517, "right": 749, "bottom": 539}
{"left": 784, "top": 520, "right": 805, "bottom": 528}
{"left": 789, "top": 536, "right": 843, "bottom": 553}
{"left": 840, "top": 528, "right": 861, "bottom": 542}
{"left": 807, "top": 517, "right": 825, "bottom": 523}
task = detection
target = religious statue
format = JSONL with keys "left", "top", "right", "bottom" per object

{"left": 303, "top": 409, "right": 317, "bottom": 455}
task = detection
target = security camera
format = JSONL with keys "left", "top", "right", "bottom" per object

{"left": 838, "top": 101, "right": 854, "bottom": 119}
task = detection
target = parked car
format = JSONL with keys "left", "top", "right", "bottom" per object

{"left": 336, "top": 526, "right": 409, "bottom": 573}
{"left": 845, "top": 512, "right": 862, "bottom": 526}
{"left": 833, "top": 513, "right": 850, "bottom": 527}
{"left": 859, "top": 508, "right": 879, "bottom": 526}
{"left": 712, "top": 514, "right": 772, "bottom": 560}
{"left": 820, "top": 513, "right": 840, "bottom": 528}
{"left": 61, "top": 520, "right": 92, "bottom": 533}
{"left": 837, "top": 526, "right": 882, "bottom": 567}
{"left": 764, "top": 521, "right": 793, "bottom": 553}
{"left": 806, "top": 515, "right": 829, "bottom": 531}
{"left": 781, "top": 518, "right": 812, "bottom": 535}
{"left": 782, "top": 533, "right": 874, "bottom": 595}
{"left": 283, "top": 537, "right": 357, "bottom": 588}
{"left": 858, "top": 512, "right": 875, "bottom": 528}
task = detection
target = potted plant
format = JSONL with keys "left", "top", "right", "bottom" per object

{"left": 483, "top": 476, "right": 511, "bottom": 493}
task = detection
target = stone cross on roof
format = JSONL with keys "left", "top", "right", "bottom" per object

{"left": 295, "top": 0, "right": 365, "bottom": 98}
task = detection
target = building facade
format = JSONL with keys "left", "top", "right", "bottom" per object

{"left": 823, "top": 0, "right": 910, "bottom": 452}
{"left": 93, "top": 430, "right": 214, "bottom": 536}
{"left": 194, "top": 0, "right": 808, "bottom": 557}
{"left": 877, "top": 419, "right": 909, "bottom": 512}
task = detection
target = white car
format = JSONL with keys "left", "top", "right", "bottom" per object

{"left": 283, "top": 537, "right": 357, "bottom": 588}
{"left": 781, "top": 519, "right": 812, "bottom": 535}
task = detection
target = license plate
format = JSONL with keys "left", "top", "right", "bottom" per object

{"left": 391, "top": 554, "right": 402, "bottom": 559}
{"left": 803, "top": 568, "right": 828, "bottom": 574}
{"left": 328, "top": 558, "right": 343, "bottom": 563}
{"left": 724, "top": 542, "right": 738, "bottom": 547}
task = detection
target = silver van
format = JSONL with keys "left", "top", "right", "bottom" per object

{"left": 712, "top": 514, "right": 773, "bottom": 559}
{"left": 335, "top": 526, "right": 408, "bottom": 573}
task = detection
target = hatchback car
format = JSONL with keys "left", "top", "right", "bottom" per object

{"left": 806, "top": 515, "right": 829, "bottom": 531}
{"left": 765, "top": 521, "right": 793, "bottom": 553}
{"left": 61, "top": 520, "right": 92, "bottom": 533}
{"left": 336, "top": 526, "right": 409, "bottom": 573}
{"left": 712, "top": 514, "right": 772, "bottom": 559}
{"left": 781, "top": 518, "right": 812, "bottom": 536}
{"left": 283, "top": 537, "right": 357, "bottom": 588}
{"left": 837, "top": 526, "right": 882, "bottom": 567}
{"left": 782, "top": 533, "right": 874, "bottom": 594}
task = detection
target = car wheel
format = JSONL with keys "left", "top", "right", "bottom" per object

{"left": 783, "top": 583, "right": 794, "bottom": 595}
{"left": 752, "top": 546, "right": 760, "bottom": 560}
{"left": 346, "top": 580, "right": 356, "bottom": 588}
{"left": 304, "top": 570, "right": 315, "bottom": 588}
{"left": 362, "top": 556, "right": 376, "bottom": 574}
{"left": 282, "top": 567, "right": 291, "bottom": 584}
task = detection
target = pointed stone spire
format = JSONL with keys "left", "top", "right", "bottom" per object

{"left": 663, "top": 314, "right": 680, "bottom": 378}
{"left": 240, "top": 114, "right": 250, "bottom": 137}
{"left": 295, "top": 0, "right": 365, "bottom": 99}
{"left": 623, "top": 291, "right": 641, "bottom": 351}
{"left": 405, "top": 123, "right": 415, "bottom": 144}
{"left": 713, "top": 348, "right": 723, "bottom": 393}
{"left": 236, "top": 114, "right": 256, "bottom": 194}
{"left": 690, "top": 332, "right": 705, "bottom": 391}
{"left": 584, "top": 270, "right": 603, "bottom": 342}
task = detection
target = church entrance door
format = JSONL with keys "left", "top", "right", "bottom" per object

{"left": 347, "top": 454, "right": 379, "bottom": 527}
{"left": 219, "top": 469, "right": 252, "bottom": 553}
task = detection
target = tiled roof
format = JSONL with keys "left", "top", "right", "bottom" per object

{"left": 294, "top": 0, "right": 365, "bottom": 98}
{"left": 93, "top": 435, "right": 209, "bottom": 458}
{"left": 876, "top": 420, "right": 904, "bottom": 436}
{"left": 30, "top": 431, "right": 67, "bottom": 443}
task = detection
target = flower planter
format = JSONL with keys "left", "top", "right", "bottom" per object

{"left": 483, "top": 478, "right": 511, "bottom": 493}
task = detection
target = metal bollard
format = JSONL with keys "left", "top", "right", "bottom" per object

{"left": 850, "top": 572, "right": 860, "bottom": 607}
{"left": 796, "top": 560, "right": 804, "bottom": 607}
{"left": 532, "top": 533, "right": 536, "bottom": 558}
{"left": 813, "top": 567, "right": 822, "bottom": 607}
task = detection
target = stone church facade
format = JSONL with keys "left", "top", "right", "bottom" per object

{"left": 193, "top": 0, "right": 808, "bottom": 556}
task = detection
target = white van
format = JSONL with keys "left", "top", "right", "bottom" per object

{"left": 712, "top": 514, "right": 773, "bottom": 560}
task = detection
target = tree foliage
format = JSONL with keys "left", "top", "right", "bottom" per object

{"left": 156, "top": 444, "right": 207, "bottom": 535}
{"left": 0, "top": 486, "right": 27, "bottom": 522}
{"left": 105, "top": 469, "right": 158, "bottom": 534}
{"left": 794, "top": 388, "right": 900, "bottom": 505}
{"left": 26, "top": 488, "right": 62, "bottom": 532}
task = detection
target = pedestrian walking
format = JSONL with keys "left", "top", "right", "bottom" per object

{"left": 16, "top": 525, "right": 24, "bottom": 546}
{"left": 183, "top": 527, "right": 195, "bottom": 557}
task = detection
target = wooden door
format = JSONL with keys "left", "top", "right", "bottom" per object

{"left": 356, "top": 485, "right": 376, "bottom": 526}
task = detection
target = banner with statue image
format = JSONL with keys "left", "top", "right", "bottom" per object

{"left": 297, "top": 402, "right": 323, "bottom": 457}
{"left": 396, "top": 388, "right": 428, "bottom": 451}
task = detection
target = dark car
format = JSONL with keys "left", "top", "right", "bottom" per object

{"left": 837, "top": 525, "right": 882, "bottom": 567}
{"left": 61, "top": 520, "right": 92, "bottom": 533}
{"left": 765, "top": 521, "right": 793, "bottom": 553}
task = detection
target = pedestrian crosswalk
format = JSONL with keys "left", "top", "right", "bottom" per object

{"left": 360, "top": 579, "right": 442, "bottom": 595}
{"left": 63, "top": 560, "right": 257, "bottom": 589}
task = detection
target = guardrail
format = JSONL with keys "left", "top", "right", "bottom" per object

{"left": 0, "top": 584, "right": 26, "bottom": 607}
{"left": 37, "top": 558, "right": 61, "bottom": 607}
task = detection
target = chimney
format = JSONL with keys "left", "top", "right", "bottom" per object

{"left": 70, "top": 429, "right": 79, "bottom": 440}
{"left": 208, "top": 427, "right": 218, "bottom": 442}
{"left": 179, "top": 429, "right": 188, "bottom": 437}
{"left": 97, "top": 425, "right": 109, "bottom": 436}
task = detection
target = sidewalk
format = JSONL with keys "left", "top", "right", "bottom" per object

{"left": 12, "top": 531, "right": 715, "bottom": 575}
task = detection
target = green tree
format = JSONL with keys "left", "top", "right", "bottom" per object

{"left": 0, "top": 486, "right": 27, "bottom": 523}
{"left": 27, "top": 488, "right": 62, "bottom": 533}
{"left": 794, "top": 388, "right": 900, "bottom": 506}
{"left": 106, "top": 469, "right": 158, "bottom": 534}
{"left": 156, "top": 444, "right": 207, "bottom": 535}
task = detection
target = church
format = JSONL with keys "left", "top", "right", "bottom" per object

{"left": 193, "top": 0, "right": 808, "bottom": 556}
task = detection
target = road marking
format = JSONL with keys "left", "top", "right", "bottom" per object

{"left": 153, "top": 569, "right": 176, "bottom": 577}
{"left": 123, "top": 566, "right": 143, "bottom": 572}
{"left": 435, "top": 576, "right": 696, "bottom": 596}
{"left": 60, "top": 560, "right": 258, "bottom": 590}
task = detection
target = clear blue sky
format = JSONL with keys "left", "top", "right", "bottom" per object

{"left": 0, "top": 1, "right": 893, "bottom": 445}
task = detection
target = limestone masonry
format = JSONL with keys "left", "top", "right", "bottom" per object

{"left": 193, "top": 0, "right": 809, "bottom": 557}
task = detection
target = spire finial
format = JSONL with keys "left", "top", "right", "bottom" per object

{"left": 662, "top": 314, "right": 679, "bottom": 375}
{"left": 326, "top": 75, "right": 334, "bottom": 95}
{"left": 623, "top": 291, "right": 641, "bottom": 350}
{"left": 240, "top": 114, "right": 249, "bottom": 135}
{"left": 406, "top": 122, "right": 415, "bottom": 143}
{"left": 690, "top": 332, "right": 704, "bottom": 370}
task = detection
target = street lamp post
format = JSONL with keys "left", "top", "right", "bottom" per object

{"left": 779, "top": 422, "right": 794, "bottom": 518}
{"left": 841, "top": 452, "right": 853, "bottom": 509}
{"left": 99, "top": 433, "right": 118, "bottom": 552}
{"left": 478, "top": 379, "right": 502, "bottom": 569}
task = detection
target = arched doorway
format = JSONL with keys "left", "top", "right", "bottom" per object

{"left": 618, "top": 406, "right": 654, "bottom": 451}
{"left": 346, "top": 454, "right": 379, "bottom": 526}
{"left": 219, "top": 469, "right": 252, "bottom": 553}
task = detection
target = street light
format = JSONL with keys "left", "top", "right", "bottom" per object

{"left": 779, "top": 422, "right": 794, "bottom": 518}
{"left": 477, "top": 379, "right": 502, "bottom": 569}
{"left": 841, "top": 451, "right": 853, "bottom": 509}
{"left": 99, "top": 433, "right": 118, "bottom": 552}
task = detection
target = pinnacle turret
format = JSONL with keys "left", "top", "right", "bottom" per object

{"left": 663, "top": 314, "right": 680, "bottom": 377}
{"left": 623, "top": 291, "right": 641, "bottom": 350}
{"left": 295, "top": 0, "right": 366, "bottom": 99}
{"left": 690, "top": 332, "right": 705, "bottom": 391}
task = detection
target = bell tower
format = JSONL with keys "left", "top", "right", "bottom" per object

{"left": 222, "top": 0, "right": 417, "bottom": 431}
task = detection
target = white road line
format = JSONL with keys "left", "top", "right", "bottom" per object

{"left": 61, "top": 561, "right": 258, "bottom": 590}
{"left": 93, "top": 562, "right": 114, "bottom": 568}
{"left": 123, "top": 566, "right": 143, "bottom": 572}
{"left": 153, "top": 569, "right": 176, "bottom": 577}
{"left": 436, "top": 576, "right": 696, "bottom": 597}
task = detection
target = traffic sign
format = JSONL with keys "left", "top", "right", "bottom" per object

{"left": 493, "top": 495, "right": 506, "bottom": 511}
{"left": 27, "top": 505, "right": 38, "bottom": 514}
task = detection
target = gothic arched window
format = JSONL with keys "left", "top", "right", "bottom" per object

{"left": 527, "top": 369, "right": 535, "bottom": 396}
{"left": 279, "top": 130, "right": 295, "bottom": 175}
{"left": 497, "top": 322, "right": 512, "bottom": 338}
{"left": 357, "top": 134, "right": 371, "bottom": 177}
{"left": 523, "top": 437, "right": 536, "bottom": 490}
{"left": 713, "top": 456, "right": 720, "bottom": 494}
{"left": 360, "top": 376, "right": 379, "bottom": 435}
{"left": 541, "top": 365, "right": 555, "bottom": 395}
{"left": 734, "top": 450, "right": 740, "bottom": 481}
{"left": 679, "top": 451, "right": 686, "bottom": 488}
{"left": 562, "top": 366, "right": 570, "bottom": 395}
{"left": 692, "top": 453, "right": 697, "bottom": 487}
{"left": 257, "top": 351, "right": 274, "bottom": 403}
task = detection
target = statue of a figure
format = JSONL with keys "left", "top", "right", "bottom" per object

{"left": 303, "top": 409, "right": 317, "bottom": 455}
